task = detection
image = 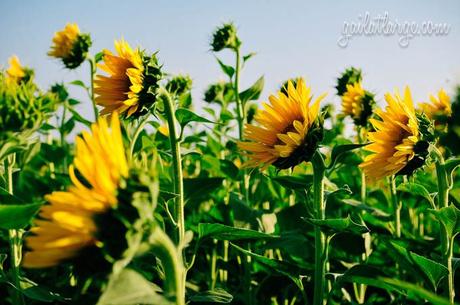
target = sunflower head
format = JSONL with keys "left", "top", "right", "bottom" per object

{"left": 48, "top": 23, "right": 91, "bottom": 69}
{"left": 23, "top": 114, "right": 157, "bottom": 269}
{"left": 360, "top": 87, "right": 432, "bottom": 180}
{"left": 418, "top": 89, "right": 452, "bottom": 129}
{"left": 440, "top": 86, "right": 460, "bottom": 155}
{"left": 204, "top": 81, "right": 233, "bottom": 105}
{"left": 238, "top": 78, "right": 326, "bottom": 170}
{"left": 336, "top": 67, "right": 362, "bottom": 96}
{"left": 341, "top": 82, "right": 375, "bottom": 127}
{"left": 95, "top": 39, "right": 162, "bottom": 119}
{"left": 5, "top": 55, "right": 34, "bottom": 85}
{"left": 211, "top": 23, "right": 241, "bottom": 52}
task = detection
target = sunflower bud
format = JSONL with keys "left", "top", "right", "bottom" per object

{"left": 211, "top": 23, "right": 241, "bottom": 52}
{"left": 0, "top": 73, "right": 56, "bottom": 140}
{"left": 336, "top": 67, "right": 362, "bottom": 96}
{"left": 165, "top": 74, "right": 192, "bottom": 97}
{"left": 48, "top": 23, "right": 92, "bottom": 69}
{"left": 341, "top": 82, "right": 375, "bottom": 127}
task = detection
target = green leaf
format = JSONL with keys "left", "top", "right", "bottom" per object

{"left": 189, "top": 288, "right": 233, "bottom": 303}
{"left": 397, "top": 182, "right": 435, "bottom": 209}
{"left": 304, "top": 215, "right": 369, "bottom": 235}
{"left": 0, "top": 203, "right": 42, "bottom": 229}
{"left": 184, "top": 177, "right": 223, "bottom": 203}
{"left": 22, "top": 285, "right": 64, "bottom": 302}
{"left": 215, "top": 57, "right": 234, "bottom": 79}
{"left": 231, "top": 243, "right": 305, "bottom": 289}
{"left": 68, "top": 107, "right": 92, "bottom": 127}
{"left": 386, "top": 241, "right": 448, "bottom": 290}
{"left": 68, "top": 98, "right": 80, "bottom": 106}
{"left": 97, "top": 268, "right": 171, "bottom": 305}
{"left": 198, "top": 223, "right": 277, "bottom": 241}
{"left": 243, "top": 52, "right": 257, "bottom": 63}
{"left": 445, "top": 157, "right": 460, "bottom": 188}
{"left": 430, "top": 204, "right": 460, "bottom": 240}
{"left": 219, "top": 159, "right": 240, "bottom": 180}
{"left": 61, "top": 118, "right": 75, "bottom": 135}
{"left": 341, "top": 199, "right": 390, "bottom": 218}
{"left": 239, "top": 76, "right": 264, "bottom": 103}
{"left": 328, "top": 143, "right": 367, "bottom": 169}
{"left": 95, "top": 51, "right": 104, "bottom": 63}
{"left": 175, "top": 108, "right": 213, "bottom": 129}
{"left": 379, "top": 278, "right": 455, "bottom": 305}
{"left": 69, "top": 80, "right": 88, "bottom": 90}
{"left": 271, "top": 175, "right": 313, "bottom": 190}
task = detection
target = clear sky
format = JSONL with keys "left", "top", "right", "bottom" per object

{"left": 1, "top": 0, "right": 460, "bottom": 121}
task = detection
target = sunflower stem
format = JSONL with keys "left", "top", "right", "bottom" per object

{"left": 390, "top": 175, "right": 401, "bottom": 238}
{"left": 434, "top": 150, "right": 455, "bottom": 304}
{"left": 129, "top": 114, "right": 150, "bottom": 160}
{"left": 88, "top": 57, "right": 98, "bottom": 121}
{"left": 59, "top": 100, "right": 68, "bottom": 171}
{"left": 162, "top": 89, "right": 186, "bottom": 302}
{"left": 5, "top": 154, "right": 24, "bottom": 305}
{"left": 312, "top": 151, "right": 327, "bottom": 305}
{"left": 149, "top": 226, "right": 185, "bottom": 305}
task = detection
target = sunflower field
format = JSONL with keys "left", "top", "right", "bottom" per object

{"left": 0, "top": 21, "right": 460, "bottom": 305}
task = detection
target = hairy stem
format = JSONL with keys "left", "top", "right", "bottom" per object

{"left": 88, "top": 57, "right": 98, "bottom": 121}
{"left": 6, "top": 154, "right": 24, "bottom": 305}
{"left": 390, "top": 175, "right": 401, "bottom": 238}
{"left": 312, "top": 152, "right": 327, "bottom": 305}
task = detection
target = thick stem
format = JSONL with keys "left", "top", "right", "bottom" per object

{"left": 6, "top": 154, "right": 24, "bottom": 305}
{"left": 162, "top": 91, "right": 186, "bottom": 302}
{"left": 312, "top": 152, "right": 327, "bottom": 305}
{"left": 234, "top": 47, "right": 243, "bottom": 140}
{"left": 60, "top": 101, "right": 68, "bottom": 171}
{"left": 129, "top": 115, "right": 150, "bottom": 160}
{"left": 390, "top": 176, "right": 401, "bottom": 238}
{"left": 88, "top": 57, "right": 98, "bottom": 121}
{"left": 435, "top": 155, "right": 454, "bottom": 304}
{"left": 149, "top": 226, "right": 185, "bottom": 305}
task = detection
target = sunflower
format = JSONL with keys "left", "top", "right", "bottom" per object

{"left": 341, "top": 82, "right": 375, "bottom": 127}
{"left": 238, "top": 78, "right": 326, "bottom": 169}
{"left": 5, "top": 55, "right": 33, "bottom": 85}
{"left": 48, "top": 23, "right": 91, "bottom": 69}
{"left": 418, "top": 89, "right": 452, "bottom": 120}
{"left": 23, "top": 114, "right": 128, "bottom": 268}
{"left": 94, "top": 39, "right": 161, "bottom": 118}
{"left": 360, "top": 87, "right": 429, "bottom": 180}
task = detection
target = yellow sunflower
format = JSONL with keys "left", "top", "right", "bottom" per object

{"left": 418, "top": 88, "right": 451, "bottom": 119}
{"left": 94, "top": 40, "right": 147, "bottom": 117}
{"left": 48, "top": 23, "right": 91, "bottom": 69}
{"left": 238, "top": 78, "right": 326, "bottom": 169}
{"left": 360, "top": 87, "right": 426, "bottom": 180}
{"left": 341, "top": 82, "right": 375, "bottom": 127}
{"left": 5, "top": 55, "right": 26, "bottom": 85}
{"left": 23, "top": 113, "right": 128, "bottom": 268}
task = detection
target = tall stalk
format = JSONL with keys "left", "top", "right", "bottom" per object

{"left": 434, "top": 151, "right": 454, "bottom": 304}
{"left": 5, "top": 154, "right": 24, "bottom": 305}
{"left": 88, "top": 57, "right": 98, "bottom": 121}
{"left": 390, "top": 175, "right": 401, "bottom": 238}
{"left": 312, "top": 152, "right": 327, "bottom": 305}
{"left": 162, "top": 90, "right": 186, "bottom": 303}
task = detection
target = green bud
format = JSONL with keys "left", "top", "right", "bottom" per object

{"left": 211, "top": 23, "right": 241, "bottom": 52}
{"left": 336, "top": 67, "right": 362, "bottom": 96}
{"left": 165, "top": 74, "right": 192, "bottom": 97}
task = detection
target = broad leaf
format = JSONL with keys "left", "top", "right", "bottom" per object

{"left": 271, "top": 175, "right": 313, "bottom": 190}
{"left": 304, "top": 215, "right": 369, "bottom": 235}
{"left": 231, "top": 243, "right": 305, "bottom": 289}
{"left": 397, "top": 182, "right": 435, "bottom": 209}
{"left": 175, "top": 108, "right": 213, "bottom": 129}
{"left": 430, "top": 204, "right": 460, "bottom": 240}
{"left": 328, "top": 143, "right": 367, "bottom": 169}
{"left": 0, "top": 203, "right": 42, "bottom": 229}
{"left": 216, "top": 57, "right": 234, "bottom": 79}
{"left": 198, "top": 223, "right": 277, "bottom": 241}
{"left": 97, "top": 269, "right": 171, "bottom": 305}
{"left": 239, "top": 76, "right": 264, "bottom": 103}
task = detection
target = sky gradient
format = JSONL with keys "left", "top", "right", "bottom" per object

{"left": 1, "top": 0, "right": 459, "bottom": 121}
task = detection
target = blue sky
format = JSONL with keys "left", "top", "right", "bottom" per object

{"left": 1, "top": 0, "right": 459, "bottom": 121}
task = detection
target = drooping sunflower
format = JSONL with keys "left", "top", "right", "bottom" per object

{"left": 341, "top": 82, "right": 375, "bottom": 127}
{"left": 238, "top": 78, "right": 326, "bottom": 169}
{"left": 336, "top": 67, "right": 362, "bottom": 96}
{"left": 418, "top": 88, "right": 452, "bottom": 120}
{"left": 23, "top": 114, "right": 128, "bottom": 268}
{"left": 5, "top": 55, "right": 33, "bottom": 85}
{"left": 94, "top": 39, "right": 161, "bottom": 118}
{"left": 360, "top": 87, "right": 431, "bottom": 180}
{"left": 48, "top": 23, "right": 91, "bottom": 69}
